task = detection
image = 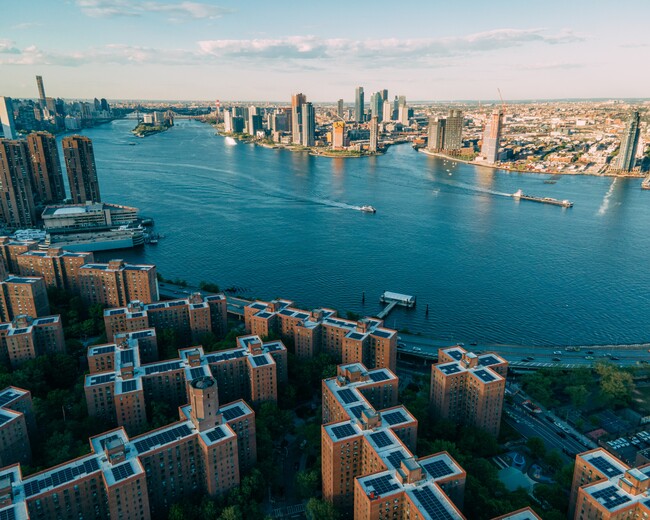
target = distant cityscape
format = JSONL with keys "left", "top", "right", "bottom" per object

{"left": 0, "top": 72, "right": 649, "bottom": 520}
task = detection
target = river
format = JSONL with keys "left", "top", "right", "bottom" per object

{"left": 57, "top": 119, "right": 650, "bottom": 347}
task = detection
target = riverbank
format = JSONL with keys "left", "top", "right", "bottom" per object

{"left": 418, "top": 148, "right": 645, "bottom": 179}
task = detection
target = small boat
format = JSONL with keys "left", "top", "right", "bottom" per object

{"left": 149, "top": 239, "right": 158, "bottom": 245}
{"left": 360, "top": 205, "right": 376, "bottom": 213}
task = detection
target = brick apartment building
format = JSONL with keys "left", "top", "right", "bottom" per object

{"left": 569, "top": 448, "right": 650, "bottom": 519}
{"left": 104, "top": 293, "right": 228, "bottom": 346}
{"left": 245, "top": 299, "right": 397, "bottom": 372}
{"left": 85, "top": 333, "right": 287, "bottom": 435}
{"left": 321, "top": 363, "right": 466, "bottom": 518}
{"left": 0, "top": 276, "right": 50, "bottom": 322}
{"left": 16, "top": 247, "right": 94, "bottom": 293}
{"left": 429, "top": 346, "right": 508, "bottom": 437}
{"left": 0, "top": 375, "right": 255, "bottom": 519}
{"left": 0, "top": 314, "right": 65, "bottom": 367}
{"left": 79, "top": 260, "right": 158, "bottom": 307}
{"left": 0, "top": 387, "right": 35, "bottom": 467}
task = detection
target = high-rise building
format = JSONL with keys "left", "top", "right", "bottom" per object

{"left": 398, "top": 103, "right": 410, "bottom": 125}
{"left": 301, "top": 102, "right": 315, "bottom": 147}
{"left": 369, "top": 116, "right": 379, "bottom": 153}
{"left": 382, "top": 100, "right": 393, "bottom": 122}
{"left": 337, "top": 99, "right": 344, "bottom": 119}
{"left": 0, "top": 376, "right": 257, "bottom": 519}
{"left": 393, "top": 96, "right": 400, "bottom": 120}
{"left": 103, "top": 292, "right": 228, "bottom": 345}
{"left": 35, "top": 76, "right": 46, "bottom": 104}
{"left": 443, "top": 109, "right": 463, "bottom": 151}
{"left": 614, "top": 111, "right": 641, "bottom": 172}
{"left": 429, "top": 346, "right": 508, "bottom": 437}
{"left": 370, "top": 92, "right": 383, "bottom": 122}
{"left": 427, "top": 117, "right": 446, "bottom": 152}
{"left": 78, "top": 259, "right": 158, "bottom": 307}
{"left": 355, "top": 87, "right": 365, "bottom": 123}
{"left": 0, "top": 237, "right": 39, "bottom": 274}
{"left": 0, "top": 386, "right": 35, "bottom": 467}
{"left": 291, "top": 93, "right": 307, "bottom": 144}
{"left": 62, "top": 135, "right": 102, "bottom": 203}
{"left": 381, "top": 89, "right": 388, "bottom": 102}
{"left": 332, "top": 121, "right": 346, "bottom": 149}
{"left": 16, "top": 247, "right": 94, "bottom": 293}
{"left": 86, "top": 333, "right": 285, "bottom": 435}
{"left": 0, "top": 314, "right": 65, "bottom": 368}
{"left": 0, "top": 275, "right": 50, "bottom": 322}
{"left": 245, "top": 299, "right": 397, "bottom": 372}
{"left": 0, "top": 140, "right": 37, "bottom": 228}
{"left": 0, "top": 97, "right": 17, "bottom": 140}
{"left": 26, "top": 131, "right": 66, "bottom": 203}
{"left": 569, "top": 448, "right": 650, "bottom": 519}
{"left": 481, "top": 110, "right": 503, "bottom": 164}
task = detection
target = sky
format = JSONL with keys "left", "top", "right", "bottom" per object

{"left": 1, "top": 0, "right": 649, "bottom": 101}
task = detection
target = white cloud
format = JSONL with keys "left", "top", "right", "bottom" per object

{"left": 0, "top": 39, "right": 21, "bottom": 55}
{"left": 75, "top": 0, "right": 232, "bottom": 20}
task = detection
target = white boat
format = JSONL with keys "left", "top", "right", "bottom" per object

{"left": 225, "top": 136, "right": 237, "bottom": 146}
{"left": 360, "top": 205, "right": 376, "bottom": 213}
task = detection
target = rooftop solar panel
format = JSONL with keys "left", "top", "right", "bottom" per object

{"left": 0, "top": 415, "right": 11, "bottom": 426}
{"left": 474, "top": 369, "right": 496, "bottom": 382}
{"left": 337, "top": 389, "right": 358, "bottom": 405}
{"left": 144, "top": 361, "right": 182, "bottom": 375}
{"left": 422, "top": 459, "right": 454, "bottom": 479}
{"left": 591, "top": 485, "right": 632, "bottom": 510}
{"left": 0, "top": 391, "right": 19, "bottom": 408}
{"left": 23, "top": 458, "right": 100, "bottom": 498}
{"left": 331, "top": 424, "right": 357, "bottom": 440}
{"left": 438, "top": 364, "right": 462, "bottom": 375}
{"left": 90, "top": 374, "right": 115, "bottom": 385}
{"left": 369, "top": 371, "right": 390, "bottom": 382}
{"left": 370, "top": 431, "right": 393, "bottom": 449}
{"left": 206, "top": 427, "right": 227, "bottom": 443}
{"left": 348, "top": 332, "right": 364, "bottom": 340}
{"left": 382, "top": 410, "right": 407, "bottom": 426}
{"left": 252, "top": 355, "right": 269, "bottom": 366}
{"left": 349, "top": 404, "right": 367, "bottom": 419}
{"left": 445, "top": 349, "right": 463, "bottom": 361}
{"left": 92, "top": 346, "right": 115, "bottom": 355}
{"left": 133, "top": 424, "right": 193, "bottom": 454}
{"left": 364, "top": 474, "right": 399, "bottom": 495}
{"left": 111, "top": 462, "right": 135, "bottom": 481}
{"left": 590, "top": 456, "right": 622, "bottom": 477}
{"left": 190, "top": 367, "right": 205, "bottom": 380}
{"left": 478, "top": 355, "right": 500, "bottom": 366}
{"left": 222, "top": 405, "right": 245, "bottom": 421}
{"left": 372, "top": 330, "right": 392, "bottom": 338}
{"left": 108, "top": 309, "right": 125, "bottom": 315}
{"left": 120, "top": 349, "right": 134, "bottom": 365}
{"left": 35, "top": 317, "right": 56, "bottom": 325}
{"left": 386, "top": 450, "right": 406, "bottom": 469}
{"left": 411, "top": 486, "right": 456, "bottom": 520}
{"left": 121, "top": 380, "right": 137, "bottom": 393}
{"left": 0, "top": 507, "right": 15, "bottom": 520}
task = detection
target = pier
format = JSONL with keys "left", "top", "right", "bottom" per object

{"left": 642, "top": 173, "right": 650, "bottom": 190}
{"left": 377, "top": 291, "right": 416, "bottom": 319}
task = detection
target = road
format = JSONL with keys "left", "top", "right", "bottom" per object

{"left": 397, "top": 333, "right": 650, "bottom": 369}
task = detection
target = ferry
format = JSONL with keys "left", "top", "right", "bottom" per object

{"left": 512, "top": 189, "right": 573, "bottom": 208}
{"left": 360, "top": 205, "right": 376, "bottom": 213}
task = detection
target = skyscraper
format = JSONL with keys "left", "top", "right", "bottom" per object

{"left": 381, "top": 89, "right": 388, "bottom": 102}
{"left": 382, "top": 100, "right": 393, "bottom": 122}
{"left": 0, "top": 140, "right": 38, "bottom": 228}
{"left": 35, "top": 76, "right": 46, "bottom": 103}
{"left": 332, "top": 121, "right": 346, "bottom": 149}
{"left": 0, "top": 97, "right": 17, "bottom": 140}
{"left": 615, "top": 111, "right": 641, "bottom": 172}
{"left": 369, "top": 116, "right": 378, "bottom": 153}
{"left": 443, "top": 109, "right": 463, "bottom": 151}
{"left": 62, "top": 135, "right": 102, "bottom": 203}
{"left": 337, "top": 99, "right": 344, "bottom": 119}
{"left": 427, "top": 118, "right": 446, "bottom": 152}
{"left": 291, "top": 93, "right": 306, "bottom": 144}
{"left": 301, "top": 102, "right": 315, "bottom": 147}
{"left": 26, "top": 132, "right": 66, "bottom": 203}
{"left": 480, "top": 110, "right": 503, "bottom": 164}
{"left": 354, "top": 87, "right": 364, "bottom": 123}
{"left": 370, "top": 92, "right": 383, "bottom": 122}
{"left": 398, "top": 104, "right": 410, "bottom": 125}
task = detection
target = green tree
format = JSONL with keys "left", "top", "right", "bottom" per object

{"left": 526, "top": 437, "right": 546, "bottom": 460}
{"left": 219, "top": 506, "right": 242, "bottom": 520}
{"left": 296, "top": 469, "right": 319, "bottom": 498}
{"left": 566, "top": 385, "right": 588, "bottom": 408}
{"left": 305, "top": 498, "right": 339, "bottom": 520}
{"left": 595, "top": 363, "right": 634, "bottom": 404}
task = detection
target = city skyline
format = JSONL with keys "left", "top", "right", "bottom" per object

{"left": 1, "top": 0, "right": 650, "bottom": 101}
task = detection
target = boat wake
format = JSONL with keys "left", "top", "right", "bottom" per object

{"left": 597, "top": 179, "right": 617, "bottom": 216}
{"left": 224, "top": 136, "right": 237, "bottom": 146}
{"left": 435, "top": 177, "right": 512, "bottom": 198}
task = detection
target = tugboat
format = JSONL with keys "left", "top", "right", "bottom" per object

{"left": 360, "top": 205, "right": 377, "bottom": 213}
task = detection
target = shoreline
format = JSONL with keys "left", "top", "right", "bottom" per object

{"left": 418, "top": 148, "right": 645, "bottom": 179}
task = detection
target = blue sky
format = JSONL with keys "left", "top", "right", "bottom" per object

{"left": 1, "top": 0, "right": 649, "bottom": 101}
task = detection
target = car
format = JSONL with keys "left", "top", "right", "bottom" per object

{"left": 470, "top": 341, "right": 478, "bottom": 346}
{"left": 587, "top": 350, "right": 594, "bottom": 355}
{"left": 556, "top": 431, "right": 566, "bottom": 438}
{"left": 552, "top": 357, "right": 561, "bottom": 362}
{"left": 611, "top": 356, "right": 620, "bottom": 361}
{"left": 585, "top": 355, "right": 594, "bottom": 360}
{"left": 413, "top": 347, "right": 422, "bottom": 352}
{"left": 397, "top": 343, "right": 406, "bottom": 349}
{"left": 553, "top": 350, "right": 562, "bottom": 355}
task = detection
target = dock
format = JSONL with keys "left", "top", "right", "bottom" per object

{"left": 642, "top": 173, "right": 650, "bottom": 190}
{"left": 377, "top": 291, "right": 416, "bottom": 319}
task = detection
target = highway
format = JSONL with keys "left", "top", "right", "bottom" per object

{"left": 397, "top": 333, "right": 650, "bottom": 369}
